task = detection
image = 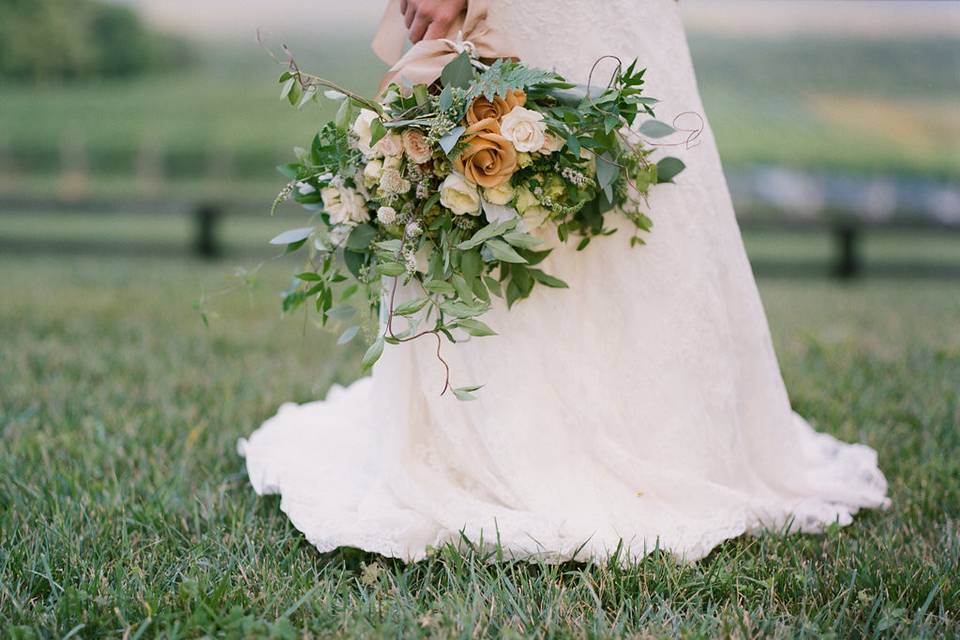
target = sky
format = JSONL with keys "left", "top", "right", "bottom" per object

{"left": 113, "top": 0, "right": 960, "bottom": 40}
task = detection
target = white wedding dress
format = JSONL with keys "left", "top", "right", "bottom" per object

{"left": 239, "top": 0, "right": 889, "bottom": 562}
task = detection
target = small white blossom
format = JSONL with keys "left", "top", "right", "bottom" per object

{"left": 377, "top": 206, "right": 398, "bottom": 225}
{"left": 296, "top": 181, "right": 316, "bottom": 195}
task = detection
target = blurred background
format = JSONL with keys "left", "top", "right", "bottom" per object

{"left": 0, "top": 0, "right": 957, "bottom": 277}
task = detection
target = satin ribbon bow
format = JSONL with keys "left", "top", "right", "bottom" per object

{"left": 371, "top": 0, "right": 512, "bottom": 90}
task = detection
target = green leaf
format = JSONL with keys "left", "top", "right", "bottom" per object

{"left": 374, "top": 239, "right": 403, "bottom": 252}
{"left": 502, "top": 232, "right": 542, "bottom": 250}
{"left": 423, "top": 280, "right": 456, "bottom": 296}
{"left": 455, "top": 318, "right": 497, "bottom": 337}
{"left": 638, "top": 119, "right": 677, "bottom": 139}
{"left": 483, "top": 275, "right": 502, "bottom": 298}
{"left": 335, "top": 97, "right": 353, "bottom": 130}
{"left": 439, "top": 125, "right": 466, "bottom": 156}
{"left": 376, "top": 262, "right": 406, "bottom": 277}
{"left": 529, "top": 269, "right": 569, "bottom": 288}
{"left": 276, "top": 163, "right": 301, "bottom": 179}
{"left": 457, "top": 218, "right": 518, "bottom": 250}
{"left": 393, "top": 296, "right": 430, "bottom": 316}
{"left": 484, "top": 239, "right": 527, "bottom": 264}
{"left": 439, "top": 301, "right": 487, "bottom": 318}
{"left": 280, "top": 77, "right": 296, "bottom": 100}
{"left": 369, "top": 118, "right": 388, "bottom": 149}
{"left": 450, "top": 274, "right": 474, "bottom": 302}
{"left": 438, "top": 85, "right": 453, "bottom": 111}
{"left": 441, "top": 52, "right": 475, "bottom": 89}
{"left": 656, "top": 157, "right": 686, "bottom": 183}
{"left": 565, "top": 135, "right": 581, "bottom": 157}
{"left": 346, "top": 224, "right": 377, "bottom": 251}
{"left": 362, "top": 337, "right": 385, "bottom": 370}
{"left": 270, "top": 227, "right": 313, "bottom": 245}
{"left": 459, "top": 249, "right": 483, "bottom": 281}
{"left": 596, "top": 153, "right": 619, "bottom": 191}
{"left": 344, "top": 249, "right": 365, "bottom": 279}
{"left": 453, "top": 385, "right": 483, "bottom": 401}
{"left": 329, "top": 305, "right": 357, "bottom": 321}
{"left": 295, "top": 272, "right": 322, "bottom": 282}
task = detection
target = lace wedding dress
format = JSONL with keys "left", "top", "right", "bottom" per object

{"left": 239, "top": 0, "right": 889, "bottom": 562}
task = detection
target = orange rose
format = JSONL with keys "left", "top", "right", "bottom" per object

{"left": 453, "top": 118, "right": 518, "bottom": 188}
{"left": 465, "top": 90, "right": 527, "bottom": 125}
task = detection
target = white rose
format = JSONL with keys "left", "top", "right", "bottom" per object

{"left": 500, "top": 106, "right": 547, "bottom": 153}
{"left": 540, "top": 132, "right": 565, "bottom": 154}
{"left": 363, "top": 159, "right": 383, "bottom": 187}
{"left": 322, "top": 186, "right": 369, "bottom": 225}
{"left": 439, "top": 173, "right": 481, "bottom": 216}
{"left": 483, "top": 181, "right": 515, "bottom": 206}
{"left": 376, "top": 132, "right": 404, "bottom": 158}
{"left": 352, "top": 109, "right": 379, "bottom": 155}
{"left": 377, "top": 206, "right": 397, "bottom": 225}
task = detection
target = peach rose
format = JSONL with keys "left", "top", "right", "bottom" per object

{"left": 453, "top": 118, "right": 519, "bottom": 189}
{"left": 466, "top": 90, "right": 527, "bottom": 125}
{"left": 402, "top": 129, "right": 433, "bottom": 164}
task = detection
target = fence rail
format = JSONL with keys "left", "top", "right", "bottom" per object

{"left": 2, "top": 195, "right": 959, "bottom": 278}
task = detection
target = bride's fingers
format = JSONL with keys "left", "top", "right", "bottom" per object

{"left": 399, "top": 0, "right": 408, "bottom": 14}
{"left": 404, "top": 4, "right": 416, "bottom": 29}
{"left": 423, "top": 21, "right": 450, "bottom": 41}
{"left": 409, "top": 13, "right": 430, "bottom": 43}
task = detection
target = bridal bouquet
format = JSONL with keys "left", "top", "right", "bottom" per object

{"left": 270, "top": 50, "right": 685, "bottom": 399}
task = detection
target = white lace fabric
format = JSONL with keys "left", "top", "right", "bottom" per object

{"left": 238, "top": 0, "right": 889, "bottom": 563}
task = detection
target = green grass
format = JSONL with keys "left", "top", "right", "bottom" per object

{"left": 1, "top": 254, "right": 958, "bottom": 638}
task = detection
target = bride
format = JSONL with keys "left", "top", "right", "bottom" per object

{"left": 239, "top": 0, "right": 889, "bottom": 562}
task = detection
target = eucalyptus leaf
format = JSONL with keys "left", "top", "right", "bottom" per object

{"left": 439, "top": 301, "right": 487, "bottom": 318}
{"left": 441, "top": 52, "right": 475, "bottom": 89}
{"left": 346, "top": 224, "right": 377, "bottom": 251}
{"left": 376, "top": 262, "right": 406, "bottom": 277}
{"left": 439, "top": 125, "right": 466, "bottom": 156}
{"left": 269, "top": 227, "right": 313, "bottom": 245}
{"left": 502, "top": 232, "right": 542, "bottom": 250}
{"left": 656, "top": 157, "right": 686, "bottom": 183}
{"left": 638, "top": 119, "right": 677, "bottom": 139}
{"left": 337, "top": 325, "right": 360, "bottom": 345}
{"left": 529, "top": 269, "right": 569, "bottom": 288}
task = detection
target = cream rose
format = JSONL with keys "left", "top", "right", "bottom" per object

{"left": 402, "top": 129, "right": 433, "bottom": 164}
{"left": 375, "top": 132, "right": 404, "bottom": 158}
{"left": 321, "top": 186, "right": 369, "bottom": 225}
{"left": 352, "top": 109, "right": 379, "bottom": 155}
{"left": 540, "top": 132, "right": 565, "bottom": 154}
{"left": 363, "top": 159, "right": 383, "bottom": 187}
{"left": 439, "top": 173, "right": 482, "bottom": 216}
{"left": 483, "top": 181, "right": 515, "bottom": 206}
{"left": 500, "top": 106, "right": 547, "bottom": 153}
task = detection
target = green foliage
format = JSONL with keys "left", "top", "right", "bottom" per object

{"left": 1, "top": 256, "right": 959, "bottom": 637}
{"left": 0, "top": 0, "right": 190, "bottom": 81}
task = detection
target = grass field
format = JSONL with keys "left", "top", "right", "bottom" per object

{"left": 1, "top": 254, "right": 958, "bottom": 638}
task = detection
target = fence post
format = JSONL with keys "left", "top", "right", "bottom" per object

{"left": 194, "top": 203, "right": 221, "bottom": 259}
{"left": 833, "top": 223, "right": 860, "bottom": 279}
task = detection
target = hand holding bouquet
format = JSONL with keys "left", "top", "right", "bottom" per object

{"left": 270, "top": 47, "right": 686, "bottom": 399}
